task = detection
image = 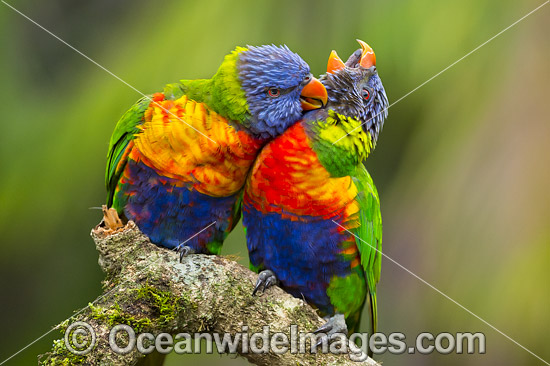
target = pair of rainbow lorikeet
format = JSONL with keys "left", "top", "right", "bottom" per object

{"left": 105, "top": 40, "right": 388, "bottom": 349}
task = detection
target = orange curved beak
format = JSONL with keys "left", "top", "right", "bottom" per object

{"left": 357, "top": 39, "right": 376, "bottom": 68}
{"left": 300, "top": 76, "right": 328, "bottom": 110}
{"left": 327, "top": 50, "right": 346, "bottom": 74}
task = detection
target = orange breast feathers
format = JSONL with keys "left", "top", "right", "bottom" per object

{"left": 245, "top": 123, "right": 360, "bottom": 221}
{"left": 131, "top": 94, "right": 264, "bottom": 197}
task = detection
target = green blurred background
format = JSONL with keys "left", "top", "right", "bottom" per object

{"left": 1, "top": 0, "right": 548, "bottom": 365}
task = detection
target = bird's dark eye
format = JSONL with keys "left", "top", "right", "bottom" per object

{"left": 268, "top": 88, "right": 280, "bottom": 98}
{"left": 302, "top": 74, "right": 312, "bottom": 85}
{"left": 362, "top": 88, "right": 371, "bottom": 101}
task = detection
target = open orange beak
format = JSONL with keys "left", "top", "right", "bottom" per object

{"left": 327, "top": 50, "right": 346, "bottom": 74}
{"left": 300, "top": 76, "right": 328, "bottom": 110}
{"left": 357, "top": 39, "right": 376, "bottom": 68}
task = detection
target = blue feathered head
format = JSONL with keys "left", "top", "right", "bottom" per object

{"left": 237, "top": 45, "right": 327, "bottom": 139}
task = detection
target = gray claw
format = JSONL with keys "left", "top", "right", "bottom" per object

{"left": 313, "top": 313, "right": 348, "bottom": 348}
{"left": 175, "top": 245, "right": 195, "bottom": 262}
{"left": 252, "top": 270, "right": 278, "bottom": 295}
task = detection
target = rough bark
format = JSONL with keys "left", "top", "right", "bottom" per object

{"left": 38, "top": 222, "right": 380, "bottom": 365}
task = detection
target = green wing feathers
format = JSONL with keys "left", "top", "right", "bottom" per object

{"left": 351, "top": 164, "right": 382, "bottom": 335}
{"left": 105, "top": 96, "right": 150, "bottom": 207}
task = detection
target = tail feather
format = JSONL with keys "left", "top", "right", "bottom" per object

{"left": 365, "top": 289, "right": 378, "bottom": 358}
{"left": 356, "top": 291, "right": 378, "bottom": 358}
{"left": 369, "top": 289, "right": 378, "bottom": 336}
{"left": 347, "top": 289, "right": 377, "bottom": 358}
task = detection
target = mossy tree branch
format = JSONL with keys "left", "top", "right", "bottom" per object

{"left": 39, "top": 222, "right": 380, "bottom": 365}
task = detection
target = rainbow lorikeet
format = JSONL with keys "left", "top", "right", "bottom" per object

{"left": 105, "top": 45, "right": 328, "bottom": 257}
{"left": 242, "top": 40, "right": 389, "bottom": 348}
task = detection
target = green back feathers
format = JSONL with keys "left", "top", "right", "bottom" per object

{"left": 167, "top": 47, "right": 250, "bottom": 124}
{"left": 352, "top": 165, "right": 382, "bottom": 284}
{"left": 210, "top": 47, "right": 250, "bottom": 124}
{"left": 351, "top": 165, "right": 382, "bottom": 335}
{"left": 163, "top": 47, "right": 250, "bottom": 124}
{"left": 163, "top": 47, "right": 250, "bottom": 123}
{"left": 163, "top": 79, "right": 209, "bottom": 101}
{"left": 105, "top": 96, "right": 150, "bottom": 206}
{"left": 308, "top": 110, "right": 372, "bottom": 177}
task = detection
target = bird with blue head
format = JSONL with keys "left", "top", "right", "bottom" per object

{"left": 105, "top": 44, "right": 328, "bottom": 258}
{"left": 243, "top": 40, "right": 388, "bottom": 356}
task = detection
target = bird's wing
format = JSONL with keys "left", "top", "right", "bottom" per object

{"left": 105, "top": 96, "right": 151, "bottom": 206}
{"left": 351, "top": 164, "right": 382, "bottom": 335}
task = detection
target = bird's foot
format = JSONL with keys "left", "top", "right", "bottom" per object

{"left": 94, "top": 205, "right": 125, "bottom": 236}
{"left": 313, "top": 313, "right": 348, "bottom": 348}
{"left": 102, "top": 205, "right": 124, "bottom": 231}
{"left": 252, "top": 270, "right": 278, "bottom": 295}
{"left": 175, "top": 244, "right": 196, "bottom": 262}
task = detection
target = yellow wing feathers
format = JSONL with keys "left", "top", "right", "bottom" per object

{"left": 132, "top": 95, "right": 261, "bottom": 197}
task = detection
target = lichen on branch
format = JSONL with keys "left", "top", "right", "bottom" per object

{"left": 39, "top": 222, "right": 380, "bottom": 365}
